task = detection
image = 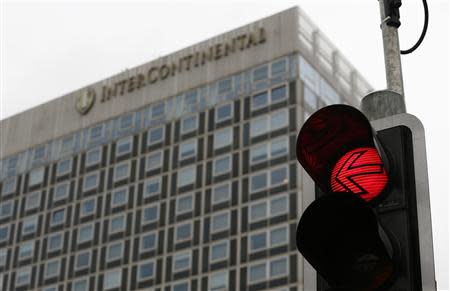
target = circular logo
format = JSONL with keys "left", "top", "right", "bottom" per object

{"left": 75, "top": 88, "right": 96, "bottom": 115}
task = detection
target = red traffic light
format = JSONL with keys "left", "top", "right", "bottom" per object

{"left": 297, "top": 105, "right": 389, "bottom": 202}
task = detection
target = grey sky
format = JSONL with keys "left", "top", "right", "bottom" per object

{"left": 1, "top": 0, "right": 448, "bottom": 289}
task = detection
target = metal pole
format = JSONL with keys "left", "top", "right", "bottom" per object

{"left": 361, "top": 0, "right": 406, "bottom": 120}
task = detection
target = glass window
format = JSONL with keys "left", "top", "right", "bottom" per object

{"left": 250, "top": 116, "right": 268, "bottom": 137}
{"left": 80, "top": 198, "right": 96, "bottom": 217}
{"left": 215, "top": 103, "right": 233, "bottom": 123}
{"left": 271, "top": 137, "right": 289, "bottom": 158}
{"left": 249, "top": 263, "right": 266, "bottom": 282}
{"left": 271, "top": 59, "right": 287, "bottom": 76}
{"left": 75, "top": 251, "right": 91, "bottom": 270}
{"left": 54, "top": 182, "right": 70, "bottom": 201}
{"left": 173, "top": 251, "right": 191, "bottom": 272}
{"left": 109, "top": 215, "right": 126, "bottom": 234}
{"left": 214, "top": 127, "right": 232, "bottom": 150}
{"left": 250, "top": 172, "right": 268, "bottom": 193}
{"left": 147, "top": 126, "right": 165, "bottom": 145}
{"left": 29, "top": 167, "right": 44, "bottom": 186}
{"left": 213, "top": 155, "right": 231, "bottom": 176}
{"left": 210, "top": 271, "right": 228, "bottom": 291}
{"left": 250, "top": 202, "right": 267, "bottom": 222}
{"left": 48, "top": 232, "right": 63, "bottom": 252}
{"left": 85, "top": 147, "right": 102, "bottom": 167}
{"left": 142, "top": 205, "right": 159, "bottom": 224}
{"left": 151, "top": 102, "right": 165, "bottom": 120}
{"left": 271, "top": 85, "right": 287, "bottom": 103}
{"left": 181, "top": 114, "right": 198, "bottom": 134}
{"left": 111, "top": 187, "right": 128, "bottom": 208}
{"left": 51, "top": 208, "right": 66, "bottom": 226}
{"left": 178, "top": 166, "right": 196, "bottom": 187}
{"left": 83, "top": 171, "right": 99, "bottom": 191}
{"left": 0, "top": 200, "right": 13, "bottom": 219}
{"left": 56, "top": 158, "right": 72, "bottom": 176}
{"left": 250, "top": 143, "right": 268, "bottom": 165}
{"left": 270, "top": 226, "right": 288, "bottom": 247}
{"left": 173, "top": 281, "right": 189, "bottom": 291}
{"left": 270, "top": 257, "right": 288, "bottom": 277}
{"left": 253, "top": 65, "right": 268, "bottom": 82}
{"left": 179, "top": 139, "right": 197, "bottom": 160}
{"left": 0, "top": 248, "right": 7, "bottom": 267}
{"left": 15, "top": 266, "right": 31, "bottom": 286}
{"left": 146, "top": 151, "right": 163, "bottom": 171}
{"left": 18, "top": 241, "right": 34, "bottom": 260}
{"left": 251, "top": 91, "right": 268, "bottom": 110}
{"left": 212, "top": 183, "right": 231, "bottom": 204}
{"left": 45, "top": 259, "right": 60, "bottom": 279}
{"left": 60, "top": 135, "right": 75, "bottom": 154}
{"left": 78, "top": 223, "right": 94, "bottom": 244}
{"left": 116, "top": 136, "right": 133, "bottom": 157}
{"left": 250, "top": 232, "right": 267, "bottom": 252}
{"left": 175, "top": 222, "right": 192, "bottom": 242}
{"left": 33, "top": 146, "right": 46, "bottom": 163}
{"left": 22, "top": 215, "right": 38, "bottom": 235}
{"left": 104, "top": 269, "right": 122, "bottom": 290}
{"left": 211, "top": 212, "right": 229, "bottom": 233}
{"left": 118, "top": 113, "right": 134, "bottom": 130}
{"left": 218, "top": 78, "right": 232, "bottom": 94}
{"left": 210, "top": 241, "right": 228, "bottom": 262}
{"left": 0, "top": 225, "right": 9, "bottom": 242}
{"left": 176, "top": 194, "right": 193, "bottom": 214}
{"left": 140, "top": 231, "right": 157, "bottom": 253}
{"left": 270, "top": 196, "right": 288, "bottom": 216}
{"left": 271, "top": 166, "right": 288, "bottom": 185}
{"left": 144, "top": 177, "right": 161, "bottom": 198}
{"left": 271, "top": 109, "right": 288, "bottom": 130}
{"left": 73, "top": 278, "right": 89, "bottom": 291}
{"left": 89, "top": 124, "right": 104, "bottom": 142}
{"left": 107, "top": 241, "right": 123, "bottom": 262}
{"left": 304, "top": 86, "right": 317, "bottom": 109}
{"left": 113, "top": 162, "right": 130, "bottom": 181}
{"left": 138, "top": 261, "right": 155, "bottom": 281}
{"left": 5, "top": 156, "right": 19, "bottom": 177}
{"left": 25, "top": 191, "right": 41, "bottom": 210}
{"left": 1, "top": 177, "right": 16, "bottom": 195}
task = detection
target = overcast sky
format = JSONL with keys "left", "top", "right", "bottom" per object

{"left": 1, "top": 0, "right": 448, "bottom": 289}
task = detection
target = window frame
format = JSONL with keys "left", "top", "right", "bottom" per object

{"left": 18, "top": 241, "right": 34, "bottom": 261}
{"left": 1, "top": 177, "right": 17, "bottom": 196}
{"left": 85, "top": 146, "right": 102, "bottom": 167}
{"left": 80, "top": 197, "right": 96, "bottom": 217}
{"left": 50, "top": 208, "right": 66, "bottom": 227}
{"left": 174, "top": 221, "right": 193, "bottom": 243}
{"left": 0, "top": 200, "right": 13, "bottom": 219}
{"left": 142, "top": 204, "right": 159, "bottom": 225}
{"left": 213, "top": 127, "right": 233, "bottom": 150}
{"left": 137, "top": 259, "right": 156, "bottom": 282}
{"left": 82, "top": 171, "right": 100, "bottom": 192}
{"left": 210, "top": 240, "right": 229, "bottom": 263}
{"left": 28, "top": 166, "right": 45, "bottom": 187}
{"left": 115, "top": 136, "right": 133, "bottom": 157}
{"left": 147, "top": 125, "right": 165, "bottom": 146}
{"left": 111, "top": 187, "right": 128, "bottom": 208}
{"left": 77, "top": 223, "right": 94, "bottom": 244}
{"left": 179, "top": 139, "right": 197, "bottom": 161}
{"left": 106, "top": 241, "right": 124, "bottom": 263}
{"left": 215, "top": 102, "right": 233, "bottom": 123}
{"left": 15, "top": 266, "right": 32, "bottom": 287}
{"left": 210, "top": 211, "right": 230, "bottom": 234}
{"left": 177, "top": 166, "right": 196, "bottom": 188}
{"left": 113, "top": 161, "right": 131, "bottom": 182}
{"left": 143, "top": 177, "right": 162, "bottom": 198}
{"left": 104, "top": 268, "right": 122, "bottom": 290}
{"left": 109, "top": 214, "right": 126, "bottom": 234}
{"left": 0, "top": 225, "right": 10, "bottom": 242}
{"left": 53, "top": 181, "right": 70, "bottom": 202}
{"left": 212, "top": 182, "right": 231, "bottom": 205}
{"left": 180, "top": 114, "right": 198, "bottom": 135}
{"left": 24, "top": 190, "right": 41, "bottom": 211}
{"left": 21, "top": 215, "right": 38, "bottom": 236}
{"left": 175, "top": 193, "right": 194, "bottom": 215}
{"left": 209, "top": 270, "right": 229, "bottom": 291}
{"left": 172, "top": 250, "right": 192, "bottom": 273}
{"left": 44, "top": 258, "right": 61, "bottom": 279}
{"left": 75, "top": 250, "right": 92, "bottom": 271}
{"left": 145, "top": 151, "right": 163, "bottom": 172}
{"left": 139, "top": 231, "right": 158, "bottom": 253}
{"left": 47, "top": 232, "right": 63, "bottom": 252}
{"left": 56, "top": 157, "right": 72, "bottom": 177}
{"left": 213, "top": 154, "right": 232, "bottom": 177}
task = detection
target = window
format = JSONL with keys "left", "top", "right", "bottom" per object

{"left": 147, "top": 126, "right": 164, "bottom": 145}
{"left": 178, "top": 166, "right": 196, "bottom": 187}
{"left": 271, "top": 137, "right": 289, "bottom": 158}
{"left": 88, "top": 124, "right": 105, "bottom": 142}
{"left": 113, "top": 162, "right": 130, "bottom": 182}
{"left": 210, "top": 241, "right": 228, "bottom": 262}
{"left": 270, "top": 195, "right": 288, "bottom": 216}
{"left": 111, "top": 187, "right": 128, "bottom": 208}
{"left": 107, "top": 241, "right": 123, "bottom": 262}
{"left": 250, "top": 137, "right": 288, "bottom": 164}
{"left": 104, "top": 269, "right": 122, "bottom": 290}
{"left": 142, "top": 205, "right": 159, "bottom": 224}
{"left": 15, "top": 266, "right": 31, "bottom": 286}
{"left": 249, "top": 226, "right": 288, "bottom": 252}
{"left": 144, "top": 177, "right": 161, "bottom": 198}
{"left": 32, "top": 146, "right": 46, "bottom": 163}
{"left": 75, "top": 251, "right": 91, "bottom": 270}
{"left": 270, "top": 257, "right": 288, "bottom": 278}
{"left": 214, "top": 156, "right": 232, "bottom": 177}
{"left": 271, "top": 59, "right": 287, "bottom": 76}
{"left": 271, "top": 85, "right": 287, "bottom": 103}
{"left": 176, "top": 194, "right": 193, "bottom": 214}
{"left": 181, "top": 114, "right": 198, "bottom": 134}
{"left": 80, "top": 198, "right": 96, "bottom": 217}
{"left": 5, "top": 156, "right": 19, "bottom": 176}
{"left": 73, "top": 278, "right": 89, "bottom": 291}
{"left": 179, "top": 139, "right": 197, "bottom": 160}
{"left": 43, "top": 286, "right": 58, "bottom": 291}
{"left": 249, "top": 262, "right": 266, "bottom": 283}
{"left": 250, "top": 232, "right": 266, "bottom": 252}
{"left": 85, "top": 147, "right": 102, "bottom": 167}
{"left": 1, "top": 177, "right": 16, "bottom": 196}
{"left": 250, "top": 166, "right": 288, "bottom": 193}
{"left": 253, "top": 65, "right": 268, "bottom": 82}
{"left": 210, "top": 271, "right": 228, "bottom": 291}
{"left": 250, "top": 109, "right": 288, "bottom": 137}
{"left": 78, "top": 223, "right": 94, "bottom": 244}
{"left": 48, "top": 232, "right": 63, "bottom": 252}
{"left": 83, "top": 171, "right": 99, "bottom": 191}
{"left": 0, "top": 248, "right": 7, "bottom": 267}
{"left": 109, "top": 214, "right": 126, "bottom": 234}
{"left": 54, "top": 182, "right": 70, "bottom": 201}
{"left": 0, "top": 225, "right": 9, "bottom": 242}
{"left": 22, "top": 215, "right": 38, "bottom": 235}
{"left": 212, "top": 183, "right": 231, "bottom": 205}
{"left": 270, "top": 226, "right": 288, "bottom": 247}
{"left": 270, "top": 166, "right": 288, "bottom": 185}
{"left": 218, "top": 78, "right": 232, "bottom": 94}
{"left": 146, "top": 151, "right": 163, "bottom": 171}
{"left": 175, "top": 222, "right": 192, "bottom": 242}
{"left": 249, "top": 195, "right": 289, "bottom": 222}
{"left": 56, "top": 158, "right": 72, "bottom": 176}
{"left": 250, "top": 202, "right": 267, "bottom": 222}
{"left": 251, "top": 91, "right": 268, "bottom": 110}
{"left": 51, "top": 208, "right": 66, "bottom": 226}
{"left": 118, "top": 113, "right": 134, "bottom": 130}
{"left": 140, "top": 231, "right": 157, "bottom": 253}
{"left": 116, "top": 136, "right": 133, "bottom": 157}
{"left": 25, "top": 191, "right": 41, "bottom": 211}
{"left": 150, "top": 102, "right": 165, "bottom": 120}
{"left": 29, "top": 167, "right": 44, "bottom": 186}
{"left": 211, "top": 212, "right": 229, "bottom": 233}
{"left": 213, "top": 127, "right": 232, "bottom": 150}
{"left": 215, "top": 103, "right": 233, "bottom": 123}
{"left": 304, "top": 86, "right": 317, "bottom": 109}
{"left": 60, "top": 135, "right": 75, "bottom": 154}
{"left": 45, "top": 259, "right": 60, "bottom": 279}
{"left": 271, "top": 109, "right": 289, "bottom": 130}
{"left": 18, "top": 241, "right": 34, "bottom": 260}
{"left": 250, "top": 172, "right": 267, "bottom": 192}
{"left": 173, "top": 281, "right": 189, "bottom": 291}
{"left": 173, "top": 251, "right": 191, "bottom": 272}
{"left": 0, "top": 200, "right": 13, "bottom": 219}
{"left": 138, "top": 260, "right": 155, "bottom": 281}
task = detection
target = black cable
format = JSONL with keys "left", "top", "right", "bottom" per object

{"left": 400, "top": 0, "right": 428, "bottom": 54}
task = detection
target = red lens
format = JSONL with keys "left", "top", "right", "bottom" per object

{"left": 331, "top": 147, "right": 388, "bottom": 202}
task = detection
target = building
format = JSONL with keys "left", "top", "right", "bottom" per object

{"left": 0, "top": 7, "right": 372, "bottom": 291}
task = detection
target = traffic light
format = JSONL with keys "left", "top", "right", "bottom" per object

{"left": 295, "top": 104, "right": 428, "bottom": 290}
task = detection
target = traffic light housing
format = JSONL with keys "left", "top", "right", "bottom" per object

{"left": 296, "top": 105, "right": 431, "bottom": 290}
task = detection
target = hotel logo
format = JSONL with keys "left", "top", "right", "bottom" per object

{"left": 75, "top": 88, "right": 96, "bottom": 115}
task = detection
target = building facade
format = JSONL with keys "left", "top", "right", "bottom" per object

{"left": 0, "top": 7, "right": 372, "bottom": 291}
